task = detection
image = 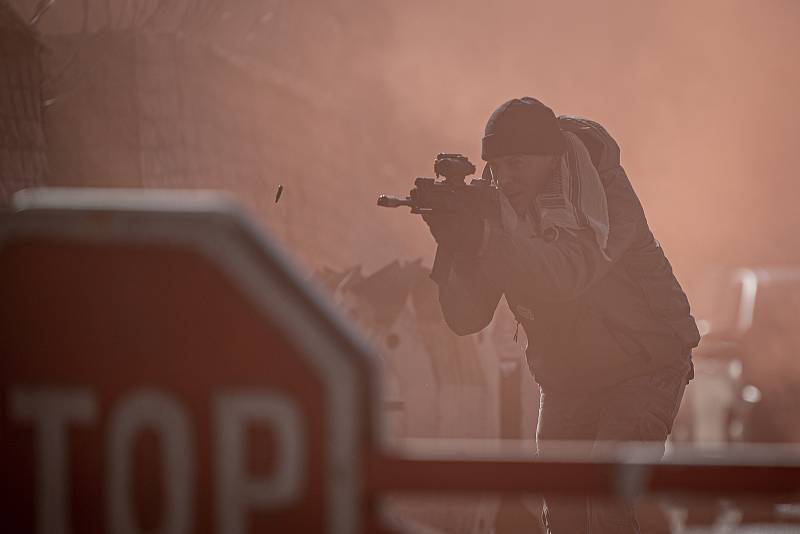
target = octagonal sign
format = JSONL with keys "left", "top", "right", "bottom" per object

{"left": 0, "top": 189, "right": 382, "bottom": 534}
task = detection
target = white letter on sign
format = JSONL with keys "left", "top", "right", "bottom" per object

{"left": 10, "top": 388, "right": 96, "bottom": 534}
{"left": 107, "top": 390, "right": 193, "bottom": 534}
{"left": 215, "top": 391, "right": 305, "bottom": 534}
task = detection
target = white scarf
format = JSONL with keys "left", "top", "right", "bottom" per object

{"left": 499, "top": 131, "right": 610, "bottom": 260}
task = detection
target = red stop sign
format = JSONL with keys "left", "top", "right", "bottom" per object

{"left": 0, "top": 189, "right": 379, "bottom": 534}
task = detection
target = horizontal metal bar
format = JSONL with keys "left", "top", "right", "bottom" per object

{"left": 368, "top": 453, "right": 800, "bottom": 498}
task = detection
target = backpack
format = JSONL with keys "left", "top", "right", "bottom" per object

{"left": 558, "top": 115, "right": 620, "bottom": 180}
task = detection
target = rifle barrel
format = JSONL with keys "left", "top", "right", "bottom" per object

{"left": 377, "top": 195, "right": 414, "bottom": 208}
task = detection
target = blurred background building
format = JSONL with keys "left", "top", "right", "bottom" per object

{"left": 0, "top": 2, "right": 46, "bottom": 198}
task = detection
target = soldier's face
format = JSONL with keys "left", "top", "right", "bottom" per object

{"left": 489, "top": 154, "right": 558, "bottom": 216}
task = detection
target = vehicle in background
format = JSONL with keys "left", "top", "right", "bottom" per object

{"left": 676, "top": 266, "right": 800, "bottom": 445}
{"left": 670, "top": 266, "right": 800, "bottom": 530}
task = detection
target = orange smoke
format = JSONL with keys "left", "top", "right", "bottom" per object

{"left": 376, "top": 0, "right": 800, "bottom": 298}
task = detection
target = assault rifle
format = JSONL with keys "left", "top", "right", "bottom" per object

{"left": 377, "top": 153, "right": 498, "bottom": 218}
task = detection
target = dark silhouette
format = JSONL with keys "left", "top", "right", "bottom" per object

{"left": 423, "top": 97, "right": 701, "bottom": 533}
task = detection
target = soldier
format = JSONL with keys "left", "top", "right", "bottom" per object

{"left": 424, "top": 97, "right": 700, "bottom": 533}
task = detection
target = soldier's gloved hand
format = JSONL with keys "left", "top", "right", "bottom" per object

{"left": 422, "top": 207, "right": 486, "bottom": 256}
